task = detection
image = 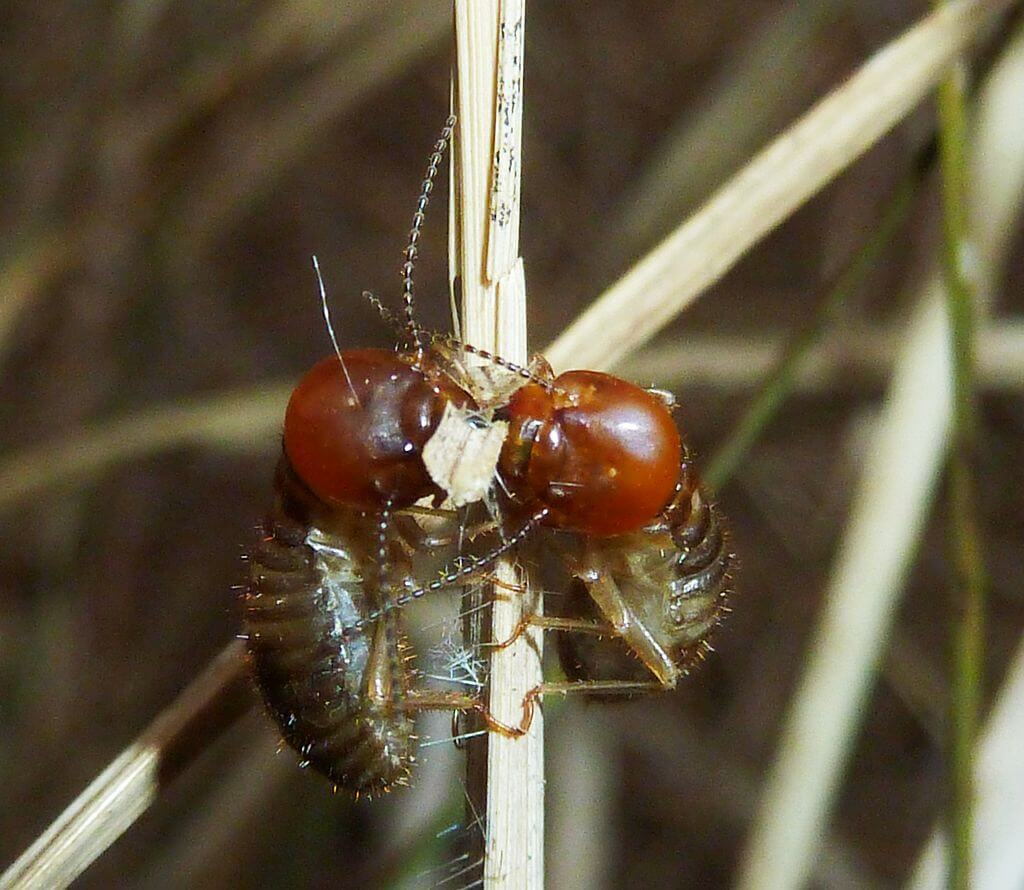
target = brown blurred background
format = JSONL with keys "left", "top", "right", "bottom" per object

{"left": 1, "top": 2, "right": 1023, "bottom": 888}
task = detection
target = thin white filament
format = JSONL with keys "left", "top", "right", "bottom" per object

{"left": 312, "top": 254, "right": 361, "bottom": 409}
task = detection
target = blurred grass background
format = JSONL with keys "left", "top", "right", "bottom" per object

{"left": 1, "top": 2, "right": 1023, "bottom": 888}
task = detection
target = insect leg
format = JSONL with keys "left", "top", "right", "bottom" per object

{"left": 575, "top": 565, "right": 682, "bottom": 687}
{"left": 401, "top": 690, "right": 525, "bottom": 740}
{"left": 489, "top": 614, "right": 614, "bottom": 650}
{"left": 518, "top": 679, "right": 667, "bottom": 728}
{"left": 527, "top": 679, "right": 667, "bottom": 697}
{"left": 427, "top": 679, "right": 668, "bottom": 740}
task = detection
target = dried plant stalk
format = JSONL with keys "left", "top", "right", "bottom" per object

{"left": 546, "top": 0, "right": 1013, "bottom": 373}
{"left": 10, "top": 314, "right": 1024, "bottom": 512}
{"left": 0, "top": 643, "right": 249, "bottom": 890}
{"left": 453, "top": 1, "right": 544, "bottom": 886}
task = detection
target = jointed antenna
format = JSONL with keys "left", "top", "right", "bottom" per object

{"left": 375, "top": 497, "right": 394, "bottom": 598}
{"left": 445, "top": 339, "right": 558, "bottom": 393}
{"left": 342, "top": 508, "right": 548, "bottom": 636}
{"left": 403, "top": 114, "right": 458, "bottom": 354}
{"left": 362, "top": 289, "right": 558, "bottom": 394}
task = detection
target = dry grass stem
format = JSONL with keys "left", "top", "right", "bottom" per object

{"left": 453, "top": 1, "right": 544, "bottom": 886}
{"left": 613, "top": 0, "right": 844, "bottom": 251}
{"left": 8, "top": 316, "right": 1024, "bottom": 511}
{"left": 546, "top": 0, "right": 1012, "bottom": 374}
{"left": 616, "top": 323, "right": 1024, "bottom": 392}
{"left": 0, "top": 643, "right": 249, "bottom": 890}
{"left": 0, "top": 385, "right": 289, "bottom": 509}
{"left": 735, "top": 19, "right": 1024, "bottom": 889}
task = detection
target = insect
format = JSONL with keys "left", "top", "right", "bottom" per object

{"left": 242, "top": 116, "right": 544, "bottom": 794}
{"left": 493, "top": 361, "right": 735, "bottom": 726}
{"left": 245, "top": 112, "right": 734, "bottom": 792}
{"left": 333, "top": 350, "right": 736, "bottom": 732}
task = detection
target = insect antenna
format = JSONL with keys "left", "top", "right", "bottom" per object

{"left": 374, "top": 496, "right": 394, "bottom": 596}
{"left": 363, "top": 289, "right": 400, "bottom": 332}
{"left": 435, "top": 335, "right": 560, "bottom": 392}
{"left": 402, "top": 113, "right": 457, "bottom": 355}
{"left": 373, "top": 496, "right": 412, "bottom": 695}
{"left": 312, "top": 254, "right": 361, "bottom": 408}
{"left": 359, "top": 291, "right": 560, "bottom": 395}
{"left": 341, "top": 507, "right": 548, "bottom": 636}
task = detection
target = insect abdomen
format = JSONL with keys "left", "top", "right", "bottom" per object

{"left": 558, "top": 459, "right": 733, "bottom": 686}
{"left": 665, "top": 483, "right": 732, "bottom": 654}
{"left": 243, "top": 464, "right": 415, "bottom": 794}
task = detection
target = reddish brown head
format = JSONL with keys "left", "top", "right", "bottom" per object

{"left": 499, "top": 370, "right": 682, "bottom": 536}
{"left": 284, "top": 348, "right": 470, "bottom": 510}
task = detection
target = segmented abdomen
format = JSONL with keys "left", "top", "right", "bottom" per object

{"left": 243, "top": 462, "right": 414, "bottom": 794}
{"left": 664, "top": 477, "right": 733, "bottom": 657}
{"left": 558, "top": 455, "right": 733, "bottom": 685}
